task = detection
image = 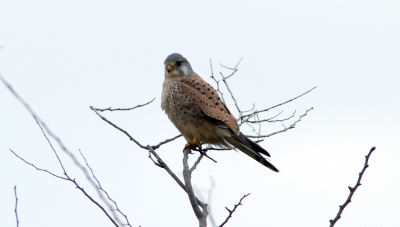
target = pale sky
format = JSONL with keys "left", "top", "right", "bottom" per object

{"left": 1, "top": 1, "right": 399, "bottom": 226}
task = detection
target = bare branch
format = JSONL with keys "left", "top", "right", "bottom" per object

{"left": 190, "top": 153, "right": 204, "bottom": 174}
{"left": 79, "top": 150, "right": 132, "bottom": 227}
{"left": 208, "top": 177, "right": 217, "bottom": 227}
{"left": 246, "top": 107, "right": 313, "bottom": 138}
{"left": 93, "top": 98, "right": 155, "bottom": 112}
{"left": 9, "top": 149, "right": 67, "bottom": 180}
{"left": 219, "top": 57, "right": 243, "bottom": 71}
{"left": 219, "top": 193, "right": 251, "bottom": 227}
{"left": 147, "top": 145, "right": 187, "bottom": 191}
{"left": 210, "top": 60, "right": 226, "bottom": 104}
{"left": 9, "top": 149, "right": 119, "bottom": 227}
{"left": 1, "top": 75, "right": 125, "bottom": 226}
{"left": 183, "top": 148, "right": 208, "bottom": 227}
{"left": 14, "top": 186, "right": 19, "bottom": 227}
{"left": 329, "top": 146, "right": 377, "bottom": 227}
{"left": 190, "top": 148, "right": 219, "bottom": 163}
{"left": 90, "top": 106, "right": 147, "bottom": 149}
{"left": 241, "top": 86, "right": 317, "bottom": 120}
{"left": 217, "top": 58, "right": 244, "bottom": 115}
{"left": 34, "top": 117, "right": 67, "bottom": 176}
{"left": 152, "top": 135, "right": 182, "bottom": 150}
{"left": 246, "top": 110, "right": 296, "bottom": 124}
{"left": 148, "top": 151, "right": 163, "bottom": 168}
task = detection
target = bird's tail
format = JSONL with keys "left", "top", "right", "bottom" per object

{"left": 225, "top": 132, "right": 279, "bottom": 172}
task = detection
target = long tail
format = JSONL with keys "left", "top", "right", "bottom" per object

{"left": 225, "top": 132, "right": 279, "bottom": 172}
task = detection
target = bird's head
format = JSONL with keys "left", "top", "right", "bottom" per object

{"left": 164, "top": 53, "right": 194, "bottom": 79}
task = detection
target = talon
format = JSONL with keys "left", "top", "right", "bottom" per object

{"left": 183, "top": 137, "right": 202, "bottom": 152}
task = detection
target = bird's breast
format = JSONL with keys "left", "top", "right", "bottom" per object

{"left": 161, "top": 79, "right": 202, "bottom": 140}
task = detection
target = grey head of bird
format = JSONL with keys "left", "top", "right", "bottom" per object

{"left": 164, "top": 53, "right": 195, "bottom": 79}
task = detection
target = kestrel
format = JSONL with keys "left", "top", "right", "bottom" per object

{"left": 161, "top": 53, "right": 279, "bottom": 172}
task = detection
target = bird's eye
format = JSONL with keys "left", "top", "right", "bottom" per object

{"left": 176, "top": 61, "right": 182, "bottom": 67}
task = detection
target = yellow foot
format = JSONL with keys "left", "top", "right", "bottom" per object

{"left": 183, "top": 137, "right": 202, "bottom": 152}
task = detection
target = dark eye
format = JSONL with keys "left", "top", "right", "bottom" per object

{"left": 175, "top": 61, "right": 182, "bottom": 67}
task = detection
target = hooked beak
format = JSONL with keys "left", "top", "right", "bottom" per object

{"left": 166, "top": 64, "right": 174, "bottom": 73}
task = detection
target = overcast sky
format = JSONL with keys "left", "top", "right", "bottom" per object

{"left": 1, "top": 1, "right": 399, "bottom": 226}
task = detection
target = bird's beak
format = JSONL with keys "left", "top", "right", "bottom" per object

{"left": 166, "top": 64, "right": 175, "bottom": 73}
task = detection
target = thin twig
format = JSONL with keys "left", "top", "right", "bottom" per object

{"left": 14, "top": 186, "right": 19, "bottom": 227}
{"left": 220, "top": 71, "right": 242, "bottom": 114}
{"left": 93, "top": 98, "right": 155, "bottom": 112}
{"left": 191, "top": 148, "right": 219, "bottom": 163}
{"left": 34, "top": 117, "right": 67, "bottom": 175}
{"left": 246, "top": 107, "right": 313, "bottom": 138}
{"left": 152, "top": 135, "right": 182, "bottom": 150}
{"left": 246, "top": 110, "right": 296, "bottom": 124}
{"left": 9, "top": 149, "right": 67, "bottom": 180}
{"left": 208, "top": 177, "right": 217, "bottom": 227}
{"left": 219, "top": 193, "right": 251, "bottom": 227}
{"left": 329, "top": 146, "right": 376, "bottom": 227}
{"left": 79, "top": 149, "right": 132, "bottom": 227}
{"left": 190, "top": 153, "right": 204, "bottom": 174}
{"left": 210, "top": 60, "right": 225, "bottom": 104}
{"left": 241, "top": 86, "right": 317, "bottom": 120}
{"left": 90, "top": 106, "right": 147, "bottom": 149}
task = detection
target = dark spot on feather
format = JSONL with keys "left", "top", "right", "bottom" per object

{"left": 215, "top": 102, "right": 219, "bottom": 106}
{"left": 202, "top": 92, "right": 205, "bottom": 95}
{"left": 183, "top": 111, "right": 186, "bottom": 114}
{"left": 197, "top": 88, "right": 201, "bottom": 90}
{"left": 212, "top": 92, "right": 214, "bottom": 95}
{"left": 207, "top": 88, "right": 210, "bottom": 91}
{"left": 220, "top": 108, "right": 224, "bottom": 111}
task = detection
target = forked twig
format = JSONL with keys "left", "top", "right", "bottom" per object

{"left": 246, "top": 107, "right": 313, "bottom": 138}
{"left": 219, "top": 193, "right": 251, "bottom": 227}
{"left": 241, "top": 86, "right": 317, "bottom": 120}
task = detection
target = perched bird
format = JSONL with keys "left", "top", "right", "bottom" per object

{"left": 161, "top": 53, "right": 279, "bottom": 172}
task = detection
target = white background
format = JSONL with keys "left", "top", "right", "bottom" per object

{"left": 1, "top": 1, "right": 399, "bottom": 226}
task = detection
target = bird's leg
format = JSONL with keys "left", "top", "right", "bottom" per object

{"left": 183, "top": 137, "right": 202, "bottom": 152}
